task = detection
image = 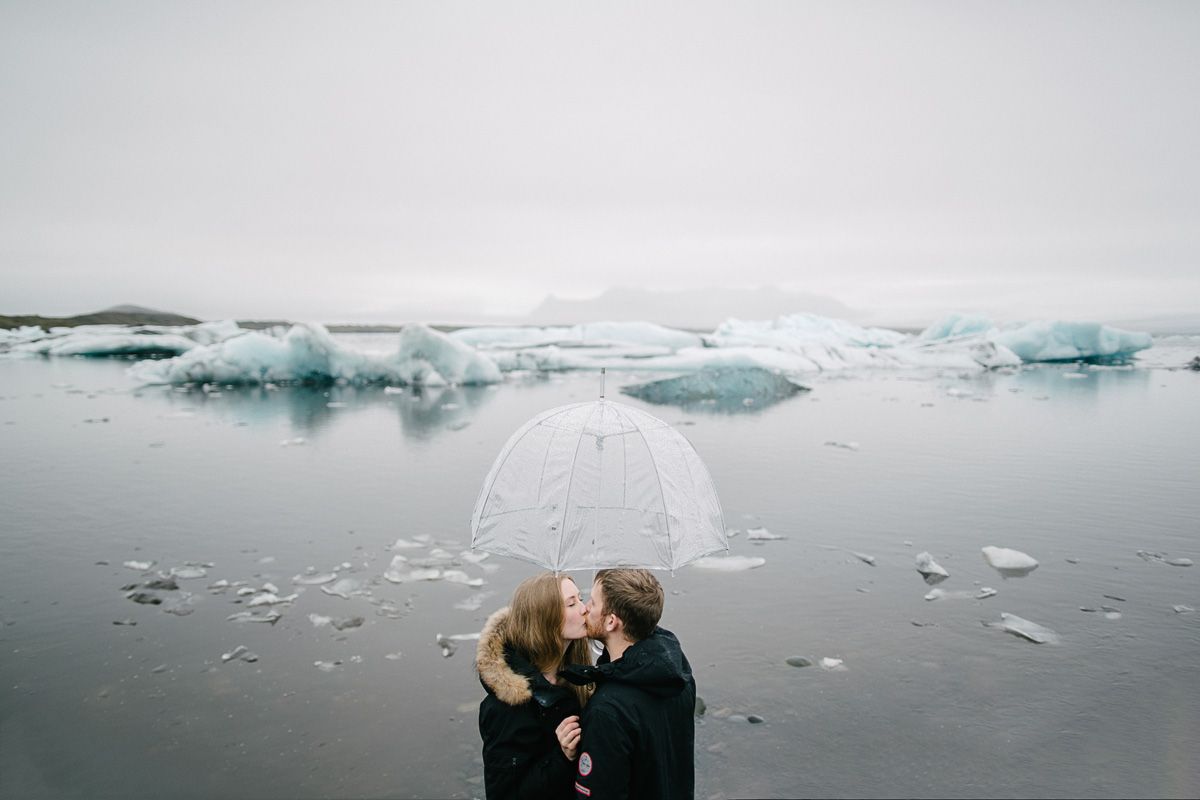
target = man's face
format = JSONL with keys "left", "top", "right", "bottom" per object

{"left": 584, "top": 580, "right": 608, "bottom": 640}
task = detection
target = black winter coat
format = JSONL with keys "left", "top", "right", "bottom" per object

{"left": 561, "top": 627, "right": 696, "bottom": 800}
{"left": 477, "top": 607, "right": 581, "bottom": 800}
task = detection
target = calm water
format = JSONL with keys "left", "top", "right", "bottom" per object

{"left": 1, "top": 343, "right": 1198, "bottom": 799}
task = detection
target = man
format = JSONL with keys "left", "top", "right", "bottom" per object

{"left": 561, "top": 568, "right": 696, "bottom": 800}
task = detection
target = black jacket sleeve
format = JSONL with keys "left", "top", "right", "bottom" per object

{"left": 574, "top": 705, "right": 633, "bottom": 800}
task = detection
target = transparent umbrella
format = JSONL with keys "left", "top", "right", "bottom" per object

{"left": 469, "top": 392, "right": 727, "bottom": 572}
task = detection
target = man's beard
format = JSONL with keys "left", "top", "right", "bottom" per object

{"left": 585, "top": 611, "right": 606, "bottom": 640}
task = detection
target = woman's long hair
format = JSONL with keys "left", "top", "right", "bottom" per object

{"left": 507, "top": 572, "right": 592, "bottom": 708}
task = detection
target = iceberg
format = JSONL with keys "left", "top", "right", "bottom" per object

{"left": 711, "top": 314, "right": 908, "bottom": 349}
{"left": 129, "top": 323, "right": 502, "bottom": 386}
{"left": 5, "top": 320, "right": 244, "bottom": 358}
{"left": 918, "top": 314, "right": 995, "bottom": 341}
{"left": 619, "top": 367, "right": 810, "bottom": 411}
{"left": 992, "top": 321, "right": 1152, "bottom": 362}
{"left": 454, "top": 321, "right": 702, "bottom": 351}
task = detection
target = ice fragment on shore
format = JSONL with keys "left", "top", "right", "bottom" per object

{"left": 985, "top": 613, "right": 1060, "bottom": 644}
{"left": 689, "top": 555, "right": 766, "bottom": 571}
{"left": 915, "top": 552, "right": 950, "bottom": 584}
{"left": 746, "top": 527, "right": 785, "bottom": 541}
{"left": 982, "top": 546, "right": 1039, "bottom": 576}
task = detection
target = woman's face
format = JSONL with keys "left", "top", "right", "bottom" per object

{"left": 560, "top": 577, "right": 588, "bottom": 641}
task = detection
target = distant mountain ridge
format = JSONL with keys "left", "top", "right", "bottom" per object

{"left": 525, "top": 286, "right": 857, "bottom": 329}
{"left": 0, "top": 305, "right": 201, "bottom": 329}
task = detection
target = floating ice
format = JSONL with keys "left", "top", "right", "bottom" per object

{"left": 852, "top": 552, "right": 877, "bottom": 566}
{"left": 453, "top": 592, "right": 494, "bottom": 611}
{"left": 915, "top": 552, "right": 950, "bottom": 584}
{"left": 985, "top": 613, "right": 1060, "bottom": 644}
{"left": 4, "top": 320, "right": 242, "bottom": 358}
{"left": 689, "top": 555, "right": 766, "bottom": 571}
{"left": 976, "top": 587, "right": 997, "bottom": 600}
{"left": 982, "top": 546, "right": 1039, "bottom": 575}
{"left": 222, "top": 645, "right": 249, "bottom": 663}
{"left": 819, "top": 657, "right": 846, "bottom": 671}
{"left": 123, "top": 560, "right": 154, "bottom": 571}
{"left": 746, "top": 527, "right": 785, "bottom": 541}
{"left": 992, "top": 321, "right": 1152, "bottom": 363}
{"left": 391, "top": 538, "right": 423, "bottom": 550}
{"left": 129, "top": 323, "right": 502, "bottom": 386}
{"left": 459, "top": 550, "right": 490, "bottom": 565}
{"left": 1173, "top": 605, "right": 1195, "bottom": 614}
{"left": 247, "top": 592, "right": 297, "bottom": 607}
{"left": 227, "top": 610, "right": 281, "bottom": 624}
{"left": 442, "top": 570, "right": 485, "bottom": 587}
{"left": 824, "top": 441, "right": 859, "bottom": 451}
{"left": 321, "top": 578, "right": 361, "bottom": 599}
{"left": 169, "top": 566, "right": 207, "bottom": 579}
{"left": 383, "top": 566, "right": 442, "bottom": 584}
{"left": 1168, "top": 558, "right": 1194, "bottom": 567}
{"left": 313, "top": 660, "right": 342, "bottom": 672}
{"left": 308, "top": 613, "right": 333, "bottom": 628}
{"left": 919, "top": 314, "right": 995, "bottom": 341}
{"left": 619, "top": 367, "right": 809, "bottom": 411}
{"left": 292, "top": 571, "right": 337, "bottom": 585}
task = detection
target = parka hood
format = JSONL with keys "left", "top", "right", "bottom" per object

{"left": 476, "top": 607, "right": 533, "bottom": 706}
{"left": 476, "top": 606, "right": 572, "bottom": 709}
{"left": 561, "top": 627, "right": 692, "bottom": 698}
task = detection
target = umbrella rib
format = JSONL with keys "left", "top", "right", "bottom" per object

{"left": 474, "top": 403, "right": 583, "bottom": 531}
{"left": 614, "top": 403, "right": 674, "bottom": 570}
{"left": 554, "top": 401, "right": 603, "bottom": 571}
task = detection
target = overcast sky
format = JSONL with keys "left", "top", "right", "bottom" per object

{"left": 2, "top": 0, "right": 1197, "bottom": 324}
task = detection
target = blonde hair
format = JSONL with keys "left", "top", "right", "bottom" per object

{"left": 507, "top": 572, "right": 592, "bottom": 707}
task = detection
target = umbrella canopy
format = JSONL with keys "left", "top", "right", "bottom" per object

{"left": 470, "top": 399, "right": 726, "bottom": 572}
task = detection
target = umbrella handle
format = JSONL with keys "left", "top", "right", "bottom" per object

{"left": 600, "top": 367, "right": 606, "bottom": 399}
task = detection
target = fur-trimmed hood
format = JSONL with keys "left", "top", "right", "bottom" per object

{"left": 476, "top": 607, "right": 535, "bottom": 706}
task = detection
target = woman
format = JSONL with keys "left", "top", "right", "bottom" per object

{"left": 476, "top": 573, "right": 592, "bottom": 800}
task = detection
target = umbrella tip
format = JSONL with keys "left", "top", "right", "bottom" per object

{"left": 600, "top": 367, "right": 606, "bottom": 399}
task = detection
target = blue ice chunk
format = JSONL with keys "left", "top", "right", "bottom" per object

{"left": 619, "top": 367, "right": 810, "bottom": 411}
{"left": 992, "top": 321, "right": 1152, "bottom": 363}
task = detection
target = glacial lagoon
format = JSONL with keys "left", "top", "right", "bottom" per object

{"left": 1, "top": 332, "right": 1198, "bottom": 799}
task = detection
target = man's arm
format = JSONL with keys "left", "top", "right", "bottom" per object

{"left": 574, "top": 705, "right": 632, "bottom": 800}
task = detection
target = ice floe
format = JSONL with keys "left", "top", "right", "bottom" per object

{"left": 689, "top": 555, "right": 766, "bottom": 571}
{"left": 3, "top": 320, "right": 243, "bottom": 358}
{"left": 292, "top": 571, "right": 338, "bottom": 585}
{"left": 919, "top": 314, "right": 1153, "bottom": 363}
{"left": 982, "top": 546, "right": 1039, "bottom": 576}
{"left": 1137, "top": 550, "right": 1193, "bottom": 567}
{"left": 227, "top": 610, "right": 281, "bottom": 624}
{"left": 985, "top": 613, "right": 1060, "bottom": 644}
{"left": 320, "top": 578, "right": 362, "bottom": 598}
{"left": 914, "top": 552, "right": 950, "bottom": 584}
{"left": 746, "top": 527, "right": 785, "bottom": 542}
{"left": 619, "top": 367, "right": 809, "bottom": 411}
{"left": 819, "top": 657, "right": 847, "bottom": 671}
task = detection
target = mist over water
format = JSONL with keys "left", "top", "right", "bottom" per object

{"left": 1, "top": 338, "right": 1197, "bottom": 799}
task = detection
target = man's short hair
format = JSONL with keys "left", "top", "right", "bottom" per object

{"left": 594, "top": 568, "right": 664, "bottom": 642}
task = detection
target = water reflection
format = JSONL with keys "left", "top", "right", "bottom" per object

{"left": 143, "top": 381, "right": 496, "bottom": 440}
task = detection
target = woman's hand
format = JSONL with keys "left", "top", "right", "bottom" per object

{"left": 556, "top": 715, "right": 582, "bottom": 761}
